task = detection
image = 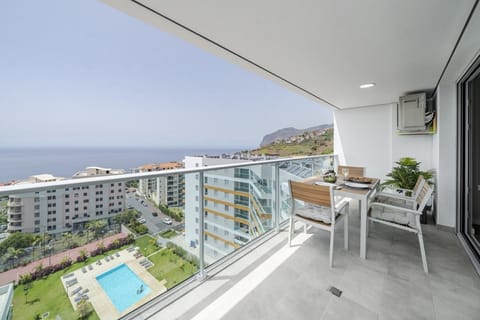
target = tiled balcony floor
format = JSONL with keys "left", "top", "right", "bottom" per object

{"left": 147, "top": 213, "right": 480, "bottom": 320}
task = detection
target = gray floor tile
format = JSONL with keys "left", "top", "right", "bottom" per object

{"left": 321, "top": 296, "right": 378, "bottom": 320}
{"left": 379, "top": 275, "right": 434, "bottom": 320}
{"left": 150, "top": 217, "right": 480, "bottom": 320}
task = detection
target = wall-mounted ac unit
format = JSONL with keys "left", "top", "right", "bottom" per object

{"left": 397, "top": 93, "right": 426, "bottom": 131}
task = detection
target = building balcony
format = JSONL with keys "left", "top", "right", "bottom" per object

{"left": 8, "top": 214, "right": 22, "bottom": 222}
{"left": 145, "top": 214, "right": 480, "bottom": 319}
{"left": 0, "top": 155, "right": 479, "bottom": 319}
{"left": 7, "top": 200, "right": 22, "bottom": 207}
{"left": 7, "top": 223, "right": 22, "bottom": 232}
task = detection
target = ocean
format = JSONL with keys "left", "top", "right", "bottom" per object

{"left": 0, "top": 147, "right": 241, "bottom": 183}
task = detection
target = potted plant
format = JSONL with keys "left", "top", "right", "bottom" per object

{"left": 382, "top": 157, "right": 434, "bottom": 192}
{"left": 382, "top": 157, "right": 434, "bottom": 223}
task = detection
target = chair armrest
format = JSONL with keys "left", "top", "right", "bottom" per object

{"left": 375, "top": 191, "right": 414, "bottom": 202}
{"left": 370, "top": 202, "right": 422, "bottom": 215}
{"left": 382, "top": 186, "right": 413, "bottom": 195}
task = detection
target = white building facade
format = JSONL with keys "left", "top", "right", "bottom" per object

{"left": 137, "top": 162, "right": 185, "bottom": 207}
{"left": 7, "top": 167, "right": 125, "bottom": 235}
{"left": 184, "top": 156, "right": 275, "bottom": 259}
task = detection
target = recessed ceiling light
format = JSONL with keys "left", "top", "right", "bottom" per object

{"left": 360, "top": 83, "right": 376, "bottom": 89}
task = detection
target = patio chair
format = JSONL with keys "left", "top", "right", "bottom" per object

{"left": 288, "top": 180, "right": 350, "bottom": 268}
{"left": 368, "top": 181, "right": 433, "bottom": 273}
{"left": 374, "top": 175, "right": 426, "bottom": 209}
{"left": 337, "top": 165, "right": 365, "bottom": 178}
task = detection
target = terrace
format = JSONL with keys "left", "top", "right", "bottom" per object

{"left": 2, "top": 0, "right": 480, "bottom": 319}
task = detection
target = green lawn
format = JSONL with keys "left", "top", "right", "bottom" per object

{"left": 13, "top": 263, "right": 99, "bottom": 320}
{"left": 134, "top": 234, "right": 159, "bottom": 256}
{"left": 11, "top": 236, "right": 181, "bottom": 319}
{"left": 159, "top": 229, "right": 177, "bottom": 239}
{"left": 147, "top": 249, "right": 198, "bottom": 288}
{"left": 11, "top": 246, "right": 133, "bottom": 320}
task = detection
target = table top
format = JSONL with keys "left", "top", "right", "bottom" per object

{"left": 303, "top": 175, "right": 380, "bottom": 197}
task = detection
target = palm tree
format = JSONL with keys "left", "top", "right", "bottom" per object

{"left": 62, "top": 232, "right": 73, "bottom": 249}
{"left": 7, "top": 247, "right": 23, "bottom": 268}
{"left": 86, "top": 220, "right": 107, "bottom": 240}
{"left": 32, "top": 237, "right": 42, "bottom": 259}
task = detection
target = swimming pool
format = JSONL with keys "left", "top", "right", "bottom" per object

{"left": 96, "top": 263, "right": 151, "bottom": 313}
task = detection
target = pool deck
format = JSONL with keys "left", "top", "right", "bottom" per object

{"left": 61, "top": 248, "right": 167, "bottom": 320}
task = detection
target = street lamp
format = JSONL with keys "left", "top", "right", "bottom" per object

{"left": 43, "top": 225, "right": 47, "bottom": 257}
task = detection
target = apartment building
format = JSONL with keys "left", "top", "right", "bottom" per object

{"left": 184, "top": 156, "right": 275, "bottom": 259}
{"left": 137, "top": 162, "right": 184, "bottom": 207}
{"left": 7, "top": 167, "right": 125, "bottom": 235}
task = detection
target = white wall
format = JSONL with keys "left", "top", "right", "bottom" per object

{"left": 334, "top": 104, "right": 393, "bottom": 180}
{"left": 334, "top": 102, "right": 435, "bottom": 180}
{"left": 433, "top": 83, "right": 457, "bottom": 227}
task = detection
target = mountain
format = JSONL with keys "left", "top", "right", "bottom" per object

{"left": 260, "top": 124, "right": 333, "bottom": 147}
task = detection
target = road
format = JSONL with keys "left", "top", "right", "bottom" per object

{"left": 125, "top": 192, "right": 183, "bottom": 235}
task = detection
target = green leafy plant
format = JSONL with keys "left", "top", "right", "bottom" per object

{"left": 382, "top": 157, "right": 434, "bottom": 192}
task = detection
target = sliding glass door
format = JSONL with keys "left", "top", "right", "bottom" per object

{"left": 458, "top": 55, "right": 480, "bottom": 262}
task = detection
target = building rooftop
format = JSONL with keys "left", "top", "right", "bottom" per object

{"left": 138, "top": 162, "right": 183, "bottom": 172}
{"left": 72, "top": 166, "right": 125, "bottom": 178}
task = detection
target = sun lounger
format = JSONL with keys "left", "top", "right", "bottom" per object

{"left": 88, "top": 264, "right": 93, "bottom": 271}
{"left": 65, "top": 279, "right": 78, "bottom": 287}
{"left": 115, "top": 252, "right": 120, "bottom": 257}
{"left": 74, "top": 294, "right": 87, "bottom": 303}
{"left": 105, "top": 256, "right": 110, "bottom": 262}
{"left": 81, "top": 267, "right": 87, "bottom": 273}
{"left": 70, "top": 286, "right": 82, "bottom": 296}
{"left": 82, "top": 288, "right": 89, "bottom": 294}
{"left": 127, "top": 246, "right": 135, "bottom": 252}
{"left": 144, "top": 262, "right": 152, "bottom": 268}
{"left": 96, "top": 260, "right": 102, "bottom": 266}
{"left": 62, "top": 273, "right": 74, "bottom": 279}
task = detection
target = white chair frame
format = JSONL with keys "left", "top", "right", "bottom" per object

{"left": 288, "top": 181, "right": 349, "bottom": 268}
{"left": 368, "top": 181, "right": 433, "bottom": 273}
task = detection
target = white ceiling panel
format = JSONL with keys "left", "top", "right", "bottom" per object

{"left": 102, "top": 0, "right": 477, "bottom": 109}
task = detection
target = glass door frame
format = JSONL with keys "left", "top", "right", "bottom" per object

{"left": 457, "top": 54, "right": 480, "bottom": 263}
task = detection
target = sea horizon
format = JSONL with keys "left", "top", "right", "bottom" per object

{"left": 0, "top": 146, "right": 250, "bottom": 183}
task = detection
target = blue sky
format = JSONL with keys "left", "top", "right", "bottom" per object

{"left": 0, "top": 0, "right": 332, "bottom": 149}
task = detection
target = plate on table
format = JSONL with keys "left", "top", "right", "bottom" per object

{"left": 346, "top": 176, "right": 373, "bottom": 184}
{"left": 344, "top": 181, "right": 370, "bottom": 189}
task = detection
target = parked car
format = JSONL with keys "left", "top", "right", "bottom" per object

{"left": 162, "top": 217, "right": 172, "bottom": 225}
{"left": 152, "top": 212, "right": 158, "bottom": 217}
{"left": 137, "top": 218, "right": 146, "bottom": 224}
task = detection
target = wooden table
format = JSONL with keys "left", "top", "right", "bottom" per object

{"left": 303, "top": 176, "right": 380, "bottom": 259}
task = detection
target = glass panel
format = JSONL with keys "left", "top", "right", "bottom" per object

{"left": 196, "top": 163, "right": 277, "bottom": 264}
{"left": 0, "top": 155, "right": 335, "bottom": 317}
{"left": 278, "top": 156, "right": 337, "bottom": 223}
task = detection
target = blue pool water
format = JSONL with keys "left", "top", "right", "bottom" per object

{"left": 96, "top": 263, "right": 151, "bottom": 313}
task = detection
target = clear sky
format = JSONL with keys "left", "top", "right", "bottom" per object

{"left": 0, "top": 0, "right": 332, "bottom": 149}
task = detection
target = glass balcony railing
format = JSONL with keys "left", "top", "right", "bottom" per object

{"left": 0, "top": 154, "right": 337, "bottom": 319}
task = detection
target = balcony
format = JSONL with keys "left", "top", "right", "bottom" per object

{"left": 0, "top": 155, "right": 479, "bottom": 319}
{"left": 139, "top": 215, "right": 480, "bottom": 320}
{"left": 8, "top": 214, "right": 22, "bottom": 222}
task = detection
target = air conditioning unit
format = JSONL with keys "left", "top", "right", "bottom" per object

{"left": 397, "top": 93, "right": 427, "bottom": 131}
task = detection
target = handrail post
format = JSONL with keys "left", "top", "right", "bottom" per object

{"left": 197, "top": 171, "right": 206, "bottom": 281}
{"left": 274, "top": 163, "right": 280, "bottom": 232}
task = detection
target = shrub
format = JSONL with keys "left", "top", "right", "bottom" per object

{"left": 18, "top": 273, "right": 32, "bottom": 285}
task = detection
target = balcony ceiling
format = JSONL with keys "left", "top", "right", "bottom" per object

{"left": 102, "top": 0, "right": 477, "bottom": 109}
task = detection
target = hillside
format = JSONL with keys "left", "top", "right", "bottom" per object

{"left": 259, "top": 124, "right": 333, "bottom": 147}
{"left": 252, "top": 127, "right": 333, "bottom": 156}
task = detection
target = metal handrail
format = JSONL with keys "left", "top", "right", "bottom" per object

{"left": 0, "top": 155, "right": 334, "bottom": 195}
